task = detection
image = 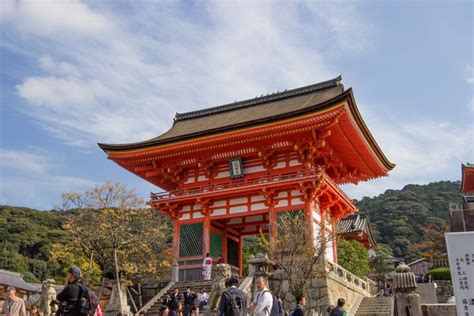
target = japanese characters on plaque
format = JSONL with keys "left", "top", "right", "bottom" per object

{"left": 446, "top": 232, "right": 474, "bottom": 316}
{"left": 229, "top": 158, "right": 244, "bottom": 179}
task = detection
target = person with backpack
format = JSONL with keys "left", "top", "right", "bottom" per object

{"left": 251, "top": 277, "right": 272, "bottom": 316}
{"left": 291, "top": 296, "right": 305, "bottom": 316}
{"left": 219, "top": 276, "right": 247, "bottom": 316}
{"left": 54, "top": 266, "right": 98, "bottom": 316}
{"left": 329, "top": 298, "right": 347, "bottom": 316}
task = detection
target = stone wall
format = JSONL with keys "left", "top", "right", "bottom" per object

{"left": 421, "top": 304, "right": 457, "bottom": 316}
{"left": 270, "top": 270, "right": 371, "bottom": 315}
{"left": 415, "top": 283, "right": 437, "bottom": 304}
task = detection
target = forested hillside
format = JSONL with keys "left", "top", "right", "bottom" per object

{"left": 356, "top": 181, "right": 460, "bottom": 262}
{"left": 0, "top": 181, "right": 461, "bottom": 281}
{"left": 0, "top": 205, "right": 69, "bottom": 282}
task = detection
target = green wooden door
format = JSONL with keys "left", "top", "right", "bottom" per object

{"left": 210, "top": 231, "right": 222, "bottom": 257}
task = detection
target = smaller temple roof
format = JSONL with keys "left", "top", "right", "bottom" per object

{"left": 0, "top": 269, "right": 37, "bottom": 292}
{"left": 461, "top": 163, "right": 474, "bottom": 194}
{"left": 336, "top": 212, "right": 377, "bottom": 248}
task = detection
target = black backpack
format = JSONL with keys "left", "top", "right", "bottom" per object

{"left": 78, "top": 285, "right": 99, "bottom": 316}
{"left": 223, "top": 289, "right": 246, "bottom": 316}
{"left": 262, "top": 290, "right": 283, "bottom": 316}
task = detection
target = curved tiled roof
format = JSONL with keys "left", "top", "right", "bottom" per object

{"left": 0, "top": 269, "right": 37, "bottom": 292}
{"left": 175, "top": 76, "right": 342, "bottom": 121}
{"left": 98, "top": 76, "right": 344, "bottom": 151}
{"left": 336, "top": 212, "right": 377, "bottom": 247}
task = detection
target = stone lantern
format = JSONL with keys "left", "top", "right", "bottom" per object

{"left": 393, "top": 262, "right": 422, "bottom": 316}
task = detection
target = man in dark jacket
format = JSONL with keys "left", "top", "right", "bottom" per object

{"left": 292, "top": 295, "right": 305, "bottom": 316}
{"left": 56, "top": 266, "right": 83, "bottom": 316}
{"left": 329, "top": 298, "right": 347, "bottom": 316}
{"left": 162, "top": 293, "right": 172, "bottom": 309}
{"left": 183, "top": 287, "right": 197, "bottom": 316}
{"left": 170, "top": 288, "right": 182, "bottom": 316}
{"left": 219, "top": 276, "right": 247, "bottom": 316}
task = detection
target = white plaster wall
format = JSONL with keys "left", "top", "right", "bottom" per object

{"left": 230, "top": 197, "right": 248, "bottom": 205}
{"left": 230, "top": 205, "right": 248, "bottom": 213}
{"left": 251, "top": 195, "right": 265, "bottom": 202}
{"left": 211, "top": 209, "right": 226, "bottom": 217}
{"left": 251, "top": 203, "right": 266, "bottom": 211}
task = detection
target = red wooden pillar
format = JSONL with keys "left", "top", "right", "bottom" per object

{"left": 238, "top": 235, "right": 243, "bottom": 277}
{"left": 172, "top": 220, "right": 180, "bottom": 260}
{"left": 222, "top": 228, "right": 228, "bottom": 262}
{"left": 269, "top": 205, "right": 277, "bottom": 241}
{"left": 203, "top": 215, "right": 211, "bottom": 255}
{"left": 331, "top": 219, "right": 338, "bottom": 263}
{"left": 304, "top": 199, "right": 315, "bottom": 244}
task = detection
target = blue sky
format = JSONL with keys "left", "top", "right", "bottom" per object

{"left": 0, "top": 0, "right": 473, "bottom": 210}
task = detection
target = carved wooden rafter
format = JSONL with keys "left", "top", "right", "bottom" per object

{"left": 157, "top": 202, "right": 182, "bottom": 220}
{"left": 197, "top": 198, "right": 213, "bottom": 216}
{"left": 258, "top": 150, "right": 278, "bottom": 169}
{"left": 198, "top": 161, "right": 219, "bottom": 180}
{"left": 262, "top": 188, "right": 278, "bottom": 207}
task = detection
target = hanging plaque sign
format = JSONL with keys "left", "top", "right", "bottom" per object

{"left": 229, "top": 158, "right": 244, "bottom": 179}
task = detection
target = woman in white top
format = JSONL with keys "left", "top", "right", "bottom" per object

{"left": 202, "top": 253, "right": 213, "bottom": 281}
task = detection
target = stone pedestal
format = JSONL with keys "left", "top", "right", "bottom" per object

{"left": 172, "top": 260, "right": 179, "bottom": 282}
{"left": 104, "top": 284, "right": 132, "bottom": 316}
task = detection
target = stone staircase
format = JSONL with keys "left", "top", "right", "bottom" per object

{"left": 355, "top": 296, "right": 393, "bottom": 316}
{"left": 145, "top": 280, "right": 212, "bottom": 316}
{"left": 437, "top": 294, "right": 450, "bottom": 303}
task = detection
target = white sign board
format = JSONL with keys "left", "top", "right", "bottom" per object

{"left": 445, "top": 232, "right": 474, "bottom": 316}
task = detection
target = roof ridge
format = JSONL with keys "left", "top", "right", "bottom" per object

{"left": 174, "top": 76, "right": 342, "bottom": 122}
{"left": 0, "top": 269, "right": 22, "bottom": 276}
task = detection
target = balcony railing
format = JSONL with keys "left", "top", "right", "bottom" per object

{"left": 150, "top": 169, "right": 328, "bottom": 201}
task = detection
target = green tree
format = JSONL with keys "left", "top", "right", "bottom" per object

{"left": 337, "top": 238, "right": 370, "bottom": 278}
{"left": 370, "top": 244, "right": 394, "bottom": 281}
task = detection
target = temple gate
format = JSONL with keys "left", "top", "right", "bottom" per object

{"left": 99, "top": 76, "right": 394, "bottom": 281}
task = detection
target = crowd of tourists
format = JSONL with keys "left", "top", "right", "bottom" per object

{"left": 1, "top": 263, "right": 348, "bottom": 316}
{"left": 159, "top": 287, "right": 208, "bottom": 316}
{"left": 161, "top": 274, "right": 347, "bottom": 316}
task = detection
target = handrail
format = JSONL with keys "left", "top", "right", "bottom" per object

{"left": 150, "top": 169, "right": 353, "bottom": 204}
{"left": 151, "top": 169, "right": 321, "bottom": 200}
{"left": 135, "top": 281, "right": 175, "bottom": 316}
{"left": 326, "top": 261, "right": 375, "bottom": 295}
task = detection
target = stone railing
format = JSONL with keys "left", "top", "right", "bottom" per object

{"left": 135, "top": 281, "right": 174, "bottom": 316}
{"left": 326, "top": 261, "right": 377, "bottom": 296}
{"left": 238, "top": 276, "right": 254, "bottom": 308}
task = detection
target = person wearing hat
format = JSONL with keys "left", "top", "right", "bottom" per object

{"left": 55, "top": 266, "right": 83, "bottom": 316}
{"left": 1, "top": 286, "right": 26, "bottom": 316}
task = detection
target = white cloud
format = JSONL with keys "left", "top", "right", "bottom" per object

{"left": 1, "top": 0, "right": 113, "bottom": 37}
{"left": 343, "top": 117, "right": 473, "bottom": 199}
{"left": 39, "top": 55, "right": 81, "bottom": 78}
{"left": 306, "top": 1, "right": 373, "bottom": 53}
{"left": 17, "top": 77, "right": 112, "bottom": 111}
{"left": 0, "top": 148, "right": 95, "bottom": 209}
{"left": 3, "top": 1, "right": 367, "bottom": 146}
{"left": 0, "top": 149, "right": 52, "bottom": 173}
{"left": 466, "top": 65, "right": 474, "bottom": 85}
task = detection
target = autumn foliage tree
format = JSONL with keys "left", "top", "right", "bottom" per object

{"left": 263, "top": 211, "right": 331, "bottom": 300}
{"left": 55, "top": 182, "right": 172, "bottom": 284}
